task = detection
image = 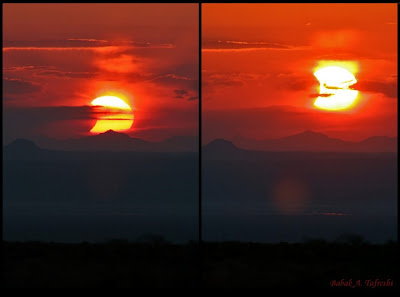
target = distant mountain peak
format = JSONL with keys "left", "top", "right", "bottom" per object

{"left": 100, "top": 129, "right": 127, "bottom": 135}
{"left": 207, "top": 138, "right": 236, "bottom": 146}
{"left": 301, "top": 130, "right": 322, "bottom": 135}
{"left": 94, "top": 130, "right": 131, "bottom": 139}
{"left": 3, "top": 138, "right": 42, "bottom": 158}
{"left": 5, "top": 138, "right": 40, "bottom": 150}
{"left": 361, "top": 135, "right": 395, "bottom": 142}
{"left": 204, "top": 139, "right": 239, "bottom": 151}
{"left": 104, "top": 129, "right": 117, "bottom": 134}
{"left": 232, "top": 130, "right": 397, "bottom": 153}
{"left": 291, "top": 130, "right": 328, "bottom": 138}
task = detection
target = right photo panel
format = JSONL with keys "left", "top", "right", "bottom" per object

{"left": 202, "top": 3, "right": 397, "bottom": 287}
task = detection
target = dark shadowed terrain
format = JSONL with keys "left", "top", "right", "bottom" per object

{"left": 2, "top": 132, "right": 397, "bottom": 288}
{"left": 3, "top": 137, "right": 198, "bottom": 243}
{"left": 202, "top": 138, "right": 397, "bottom": 243}
{"left": 203, "top": 240, "right": 398, "bottom": 289}
{"left": 2, "top": 240, "right": 200, "bottom": 288}
{"left": 2, "top": 240, "right": 397, "bottom": 288}
{"left": 232, "top": 130, "right": 397, "bottom": 153}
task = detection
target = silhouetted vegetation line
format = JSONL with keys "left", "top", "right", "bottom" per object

{"left": 2, "top": 238, "right": 397, "bottom": 288}
{"left": 203, "top": 240, "right": 398, "bottom": 288}
{"left": 2, "top": 240, "right": 199, "bottom": 288}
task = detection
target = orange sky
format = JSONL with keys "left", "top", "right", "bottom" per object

{"left": 202, "top": 3, "right": 397, "bottom": 143}
{"left": 3, "top": 4, "right": 198, "bottom": 143}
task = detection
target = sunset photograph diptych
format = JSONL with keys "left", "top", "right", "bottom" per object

{"left": 2, "top": 2, "right": 398, "bottom": 289}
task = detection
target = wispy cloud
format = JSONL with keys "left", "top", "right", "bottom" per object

{"left": 3, "top": 65, "right": 54, "bottom": 71}
{"left": 202, "top": 40, "right": 307, "bottom": 52}
{"left": 36, "top": 70, "right": 97, "bottom": 79}
{"left": 148, "top": 73, "right": 195, "bottom": 82}
{"left": 3, "top": 105, "right": 132, "bottom": 122}
{"left": 3, "top": 77, "right": 41, "bottom": 94}
{"left": 355, "top": 78, "right": 398, "bottom": 98}
{"left": 3, "top": 65, "right": 97, "bottom": 80}
{"left": 173, "top": 89, "right": 198, "bottom": 100}
{"left": 305, "top": 212, "right": 350, "bottom": 216}
{"left": 203, "top": 71, "right": 269, "bottom": 89}
{"left": 3, "top": 39, "right": 176, "bottom": 52}
{"left": 174, "top": 89, "right": 189, "bottom": 99}
{"left": 67, "top": 38, "right": 108, "bottom": 43}
{"left": 2, "top": 46, "right": 122, "bottom": 52}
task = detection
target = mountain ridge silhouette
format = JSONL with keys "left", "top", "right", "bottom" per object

{"left": 208, "top": 130, "right": 397, "bottom": 153}
{"left": 4, "top": 130, "right": 198, "bottom": 153}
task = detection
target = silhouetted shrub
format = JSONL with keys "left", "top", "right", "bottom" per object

{"left": 135, "top": 233, "right": 170, "bottom": 245}
{"left": 334, "top": 233, "right": 369, "bottom": 246}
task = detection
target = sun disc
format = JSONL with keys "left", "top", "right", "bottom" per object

{"left": 313, "top": 65, "right": 359, "bottom": 111}
{"left": 314, "top": 66, "right": 357, "bottom": 88}
{"left": 90, "top": 95, "right": 134, "bottom": 133}
{"left": 91, "top": 95, "right": 132, "bottom": 110}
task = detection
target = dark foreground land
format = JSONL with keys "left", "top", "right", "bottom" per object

{"left": 203, "top": 240, "right": 398, "bottom": 289}
{"left": 2, "top": 239, "right": 398, "bottom": 288}
{"left": 2, "top": 240, "right": 200, "bottom": 288}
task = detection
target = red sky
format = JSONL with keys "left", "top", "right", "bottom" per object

{"left": 202, "top": 3, "right": 397, "bottom": 143}
{"left": 3, "top": 3, "right": 198, "bottom": 143}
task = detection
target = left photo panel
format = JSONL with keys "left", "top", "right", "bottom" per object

{"left": 3, "top": 3, "right": 199, "bottom": 287}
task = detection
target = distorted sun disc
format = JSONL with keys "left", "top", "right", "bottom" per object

{"left": 90, "top": 95, "right": 134, "bottom": 133}
{"left": 313, "top": 66, "right": 359, "bottom": 111}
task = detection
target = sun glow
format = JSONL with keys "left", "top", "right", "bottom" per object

{"left": 91, "top": 95, "right": 132, "bottom": 110}
{"left": 90, "top": 95, "right": 134, "bottom": 133}
{"left": 313, "top": 63, "right": 359, "bottom": 111}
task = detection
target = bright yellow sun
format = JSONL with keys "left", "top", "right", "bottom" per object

{"left": 313, "top": 65, "right": 359, "bottom": 111}
{"left": 90, "top": 95, "right": 134, "bottom": 133}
